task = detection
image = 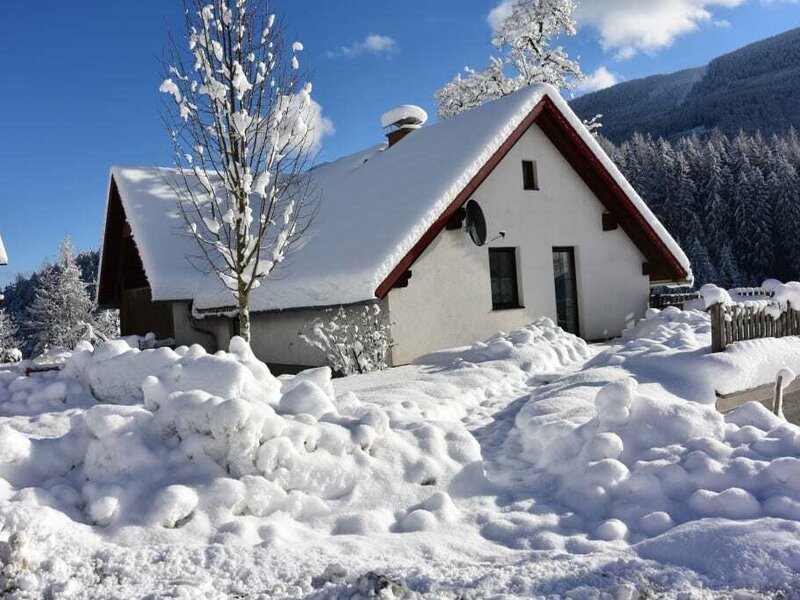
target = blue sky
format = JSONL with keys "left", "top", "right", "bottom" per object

{"left": 0, "top": 0, "right": 798, "bottom": 284}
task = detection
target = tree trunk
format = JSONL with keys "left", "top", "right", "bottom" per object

{"left": 238, "top": 286, "right": 251, "bottom": 343}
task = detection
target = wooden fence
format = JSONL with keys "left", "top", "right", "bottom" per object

{"left": 710, "top": 301, "right": 800, "bottom": 352}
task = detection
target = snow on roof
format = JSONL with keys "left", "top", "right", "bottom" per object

{"left": 110, "top": 167, "right": 205, "bottom": 301}
{"left": 107, "top": 84, "right": 691, "bottom": 312}
{"left": 0, "top": 234, "right": 7, "bottom": 266}
{"left": 381, "top": 105, "right": 428, "bottom": 129}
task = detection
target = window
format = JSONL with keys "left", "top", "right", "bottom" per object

{"left": 522, "top": 160, "right": 539, "bottom": 191}
{"left": 490, "top": 248, "right": 521, "bottom": 310}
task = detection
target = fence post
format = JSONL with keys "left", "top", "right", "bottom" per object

{"left": 711, "top": 302, "right": 725, "bottom": 353}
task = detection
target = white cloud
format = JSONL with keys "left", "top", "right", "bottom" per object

{"left": 327, "top": 34, "right": 398, "bottom": 59}
{"left": 487, "top": 1, "right": 514, "bottom": 30}
{"left": 488, "top": 0, "right": 746, "bottom": 60}
{"left": 306, "top": 99, "right": 335, "bottom": 151}
{"left": 575, "top": 66, "right": 620, "bottom": 94}
{"left": 576, "top": 0, "right": 745, "bottom": 59}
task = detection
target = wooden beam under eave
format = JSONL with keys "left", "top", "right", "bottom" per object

{"left": 445, "top": 207, "right": 467, "bottom": 231}
{"left": 392, "top": 270, "right": 413, "bottom": 290}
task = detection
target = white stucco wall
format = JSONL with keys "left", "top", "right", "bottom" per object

{"left": 386, "top": 123, "right": 650, "bottom": 365}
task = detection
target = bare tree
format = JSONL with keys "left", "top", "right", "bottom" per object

{"left": 160, "top": 0, "right": 321, "bottom": 341}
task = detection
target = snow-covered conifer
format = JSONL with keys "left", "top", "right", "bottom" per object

{"left": 0, "top": 309, "right": 20, "bottom": 363}
{"left": 28, "top": 237, "right": 93, "bottom": 353}
{"left": 435, "top": 0, "right": 583, "bottom": 119}
{"left": 160, "top": 0, "right": 320, "bottom": 342}
{"left": 771, "top": 157, "right": 800, "bottom": 281}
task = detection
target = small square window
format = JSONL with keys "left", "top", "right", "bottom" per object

{"left": 522, "top": 160, "right": 539, "bottom": 191}
{"left": 489, "top": 248, "right": 521, "bottom": 310}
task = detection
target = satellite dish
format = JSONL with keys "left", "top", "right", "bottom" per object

{"left": 465, "top": 200, "right": 487, "bottom": 247}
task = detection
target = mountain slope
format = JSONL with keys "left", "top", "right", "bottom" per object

{"left": 571, "top": 27, "right": 800, "bottom": 143}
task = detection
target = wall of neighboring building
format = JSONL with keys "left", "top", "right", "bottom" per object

{"left": 246, "top": 307, "right": 329, "bottom": 369}
{"left": 387, "top": 123, "right": 650, "bottom": 365}
{"left": 171, "top": 302, "right": 224, "bottom": 351}
{"left": 174, "top": 301, "right": 389, "bottom": 373}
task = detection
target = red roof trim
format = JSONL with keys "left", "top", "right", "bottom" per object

{"left": 375, "top": 94, "right": 688, "bottom": 298}
{"left": 535, "top": 96, "right": 688, "bottom": 283}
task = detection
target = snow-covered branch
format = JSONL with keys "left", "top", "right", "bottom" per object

{"left": 160, "top": 0, "right": 321, "bottom": 341}
{"left": 435, "top": 0, "right": 583, "bottom": 119}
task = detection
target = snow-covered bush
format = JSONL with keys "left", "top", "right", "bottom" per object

{"left": 300, "top": 304, "right": 393, "bottom": 375}
{"left": 28, "top": 237, "right": 94, "bottom": 354}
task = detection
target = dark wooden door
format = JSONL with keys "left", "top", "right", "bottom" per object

{"left": 552, "top": 247, "right": 580, "bottom": 336}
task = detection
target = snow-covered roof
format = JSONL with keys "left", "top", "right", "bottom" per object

{"left": 104, "top": 84, "right": 691, "bottom": 312}
{"left": 0, "top": 234, "right": 7, "bottom": 266}
{"left": 109, "top": 168, "right": 204, "bottom": 301}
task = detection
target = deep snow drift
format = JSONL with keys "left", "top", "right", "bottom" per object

{"left": 1, "top": 315, "right": 799, "bottom": 597}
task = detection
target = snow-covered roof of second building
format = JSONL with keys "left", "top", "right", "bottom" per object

{"left": 108, "top": 84, "right": 691, "bottom": 312}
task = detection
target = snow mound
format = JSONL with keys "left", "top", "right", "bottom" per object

{"left": 425, "top": 317, "right": 590, "bottom": 371}
{"left": 0, "top": 337, "right": 480, "bottom": 536}
{"left": 509, "top": 368, "right": 800, "bottom": 553}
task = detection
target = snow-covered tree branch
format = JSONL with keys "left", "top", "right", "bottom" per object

{"left": 435, "top": 0, "right": 583, "bottom": 119}
{"left": 160, "top": 0, "right": 321, "bottom": 341}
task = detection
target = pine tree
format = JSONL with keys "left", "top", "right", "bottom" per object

{"left": 718, "top": 243, "right": 743, "bottom": 289}
{"left": 29, "top": 237, "right": 93, "bottom": 353}
{"left": 684, "top": 225, "right": 718, "bottom": 287}
{"left": 0, "top": 309, "right": 20, "bottom": 362}
{"left": 772, "top": 158, "right": 800, "bottom": 280}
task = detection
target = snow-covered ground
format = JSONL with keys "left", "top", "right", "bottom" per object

{"left": 1, "top": 313, "right": 800, "bottom": 598}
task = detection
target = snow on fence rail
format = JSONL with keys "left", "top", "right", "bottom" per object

{"left": 710, "top": 301, "right": 800, "bottom": 352}
{"left": 650, "top": 287, "right": 774, "bottom": 310}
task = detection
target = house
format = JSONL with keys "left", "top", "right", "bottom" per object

{"left": 0, "top": 234, "right": 7, "bottom": 267}
{"left": 97, "top": 84, "right": 691, "bottom": 371}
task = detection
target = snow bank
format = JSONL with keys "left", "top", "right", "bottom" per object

{"left": 0, "top": 337, "right": 480, "bottom": 539}
{"left": 447, "top": 317, "right": 590, "bottom": 367}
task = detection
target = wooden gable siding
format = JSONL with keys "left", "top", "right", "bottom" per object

{"left": 99, "top": 177, "right": 175, "bottom": 339}
{"left": 120, "top": 287, "right": 175, "bottom": 339}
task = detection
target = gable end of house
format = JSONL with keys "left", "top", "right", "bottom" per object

{"left": 374, "top": 95, "right": 690, "bottom": 299}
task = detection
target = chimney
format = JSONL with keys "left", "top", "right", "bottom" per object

{"left": 381, "top": 105, "right": 428, "bottom": 148}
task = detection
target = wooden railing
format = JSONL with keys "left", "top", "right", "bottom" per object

{"left": 710, "top": 301, "right": 800, "bottom": 352}
{"left": 649, "top": 292, "right": 700, "bottom": 310}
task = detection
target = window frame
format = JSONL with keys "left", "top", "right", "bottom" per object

{"left": 489, "top": 247, "right": 523, "bottom": 311}
{"left": 522, "top": 160, "right": 539, "bottom": 191}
